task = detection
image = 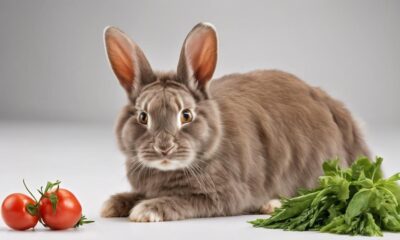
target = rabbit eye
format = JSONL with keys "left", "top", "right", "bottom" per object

{"left": 138, "top": 112, "right": 148, "bottom": 125}
{"left": 180, "top": 109, "right": 193, "bottom": 124}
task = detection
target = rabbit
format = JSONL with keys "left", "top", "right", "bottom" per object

{"left": 100, "top": 22, "right": 370, "bottom": 222}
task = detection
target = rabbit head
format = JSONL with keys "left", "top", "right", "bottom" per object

{"left": 104, "top": 23, "right": 222, "bottom": 171}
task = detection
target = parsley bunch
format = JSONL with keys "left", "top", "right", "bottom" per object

{"left": 250, "top": 157, "right": 400, "bottom": 236}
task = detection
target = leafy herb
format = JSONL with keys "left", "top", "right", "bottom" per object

{"left": 249, "top": 157, "right": 400, "bottom": 236}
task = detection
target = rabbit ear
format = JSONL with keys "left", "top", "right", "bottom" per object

{"left": 177, "top": 23, "right": 218, "bottom": 90}
{"left": 104, "top": 26, "right": 155, "bottom": 93}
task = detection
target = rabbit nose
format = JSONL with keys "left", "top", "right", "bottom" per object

{"left": 153, "top": 144, "right": 176, "bottom": 156}
{"left": 153, "top": 131, "right": 176, "bottom": 156}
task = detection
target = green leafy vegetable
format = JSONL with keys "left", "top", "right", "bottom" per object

{"left": 249, "top": 156, "right": 400, "bottom": 236}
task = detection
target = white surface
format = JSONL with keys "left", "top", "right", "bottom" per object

{"left": 0, "top": 121, "right": 399, "bottom": 240}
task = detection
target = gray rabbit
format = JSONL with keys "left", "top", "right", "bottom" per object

{"left": 101, "top": 23, "right": 370, "bottom": 222}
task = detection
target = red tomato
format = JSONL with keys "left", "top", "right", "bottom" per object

{"left": 39, "top": 188, "right": 82, "bottom": 230}
{"left": 1, "top": 193, "right": 39, "bottom": 230}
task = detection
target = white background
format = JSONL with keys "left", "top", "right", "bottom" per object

{"left": 0, "top": 1, "right": 399, "bottom": 239}
{"left": 0, "top": 0, "right": 399, "bottom": 125}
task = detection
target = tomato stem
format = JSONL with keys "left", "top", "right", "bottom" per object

{"left": 23, "top": 179, "right": 38, "bottom": 202}
{"left": 38, "top": 218, "right": 47, "bottom": 227}
{"left": 37, "top": 180, "right": 61, "bottom": 201}
{"left": 22, "top": 179, "right": 62, "bottom": 227}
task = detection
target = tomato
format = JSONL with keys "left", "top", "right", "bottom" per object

{"left": 1, "top": 193, "right": 39, "bottom": 230}
{"left": 39, "top": 188, "right": 82, "bottom": 230}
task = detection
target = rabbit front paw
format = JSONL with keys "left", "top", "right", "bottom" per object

{"left": 129, "top": 201, "right": 164, "bottom": 222}
{"left": 129, "top": 197, "right": 184, "bottom": 222}
{"left": 101, "top": 192, "right": 143, "bottom": 218}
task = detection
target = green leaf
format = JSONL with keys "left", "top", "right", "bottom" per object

{"left": 351, "top": 179, "right": 374, "bottom": 189}
{"left": 388, "top": 173, "right": 400, "bottom": 182}
{"left": 351, "top": 157, "right": 372, "bottom": 180}
{"left": 322, "top": 159, "right": 341, "bottom": 176}
{"left": 371, "top": 157, "right": 384, "bottom": 182}
{"left": 43, "top": 180, "right": 61, "bottom": 195}
{"left": 381, "top": 212, "right": 400, "bottom": 231}
{"left": 345, "top": 188, "right": 374, "bottom": 223}
{"left": 271, "top": 191, "right": 319, "bottom": 222}
{"left": 377, "top": 186, "right": 398, "bottom": 206}
{"left": 318, "top": 176, "right": 349, "bottom": 201}
{"left": 49, "top": 192, "right": 58, "bottom": 212}
{"left": 363, "top": 213, "right": 382, "bottom": 236}
{"left": 320, "top": 215, "right": 347, "bottom": 233}
{"left": 74, "top": 215, "right": 95, "bottom": 228}
{"left": 25, "top": 203, "right": 38, "bottom": 216}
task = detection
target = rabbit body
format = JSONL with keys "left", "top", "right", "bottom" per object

{"left": 101, "top": 23, "right": 370, "bottom": 222}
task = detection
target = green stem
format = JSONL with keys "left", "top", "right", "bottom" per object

{"left": 39, "top": 218, "right": 47, "bottom": 227}
{"left": 74, "top": 215, "right": 95, "bottom": 228}
{"left": 23, "top": 179, "right": 38, "bottom": 202}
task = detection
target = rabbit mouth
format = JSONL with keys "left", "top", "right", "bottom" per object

{"left": 143, "top": 158, "right": 193, "bottom": 171}
{"left": 137, "top": 148, "right": 196, "bottom": 171}
{"left": 134, "top": 143, "right": 196, "bottom": 171}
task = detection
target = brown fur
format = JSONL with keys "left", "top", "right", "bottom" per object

{"left": 101, "top": 23, "right": 370, "bottom": 221}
